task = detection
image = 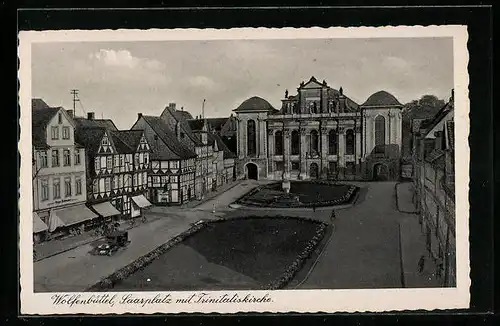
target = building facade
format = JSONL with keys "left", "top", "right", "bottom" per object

{"left": 412, "top": 90, "right": 456, "bottom": 287}
{"left": 234, "top": 77, "right": 403, "bottom": 181}
{"left": 32, "top": 99, "right": 96, "bottom": 241}
{"left": 75, "top": 113, "right": 152, "bottom": 221}
{"left": 131, "top": 114, "right": 197, "bottom": 205}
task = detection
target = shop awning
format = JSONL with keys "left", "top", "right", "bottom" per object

{"left": 33, "top": 212, "right": 48, "bottom": 233}
{"left": 53, "top": 204, "right": 99, "bottom": 228}
{"left": 131, "top": 195, "right": 152, "bottom": 208}
{"left": 92, "top": 202, "right": 120, "bottom": 217}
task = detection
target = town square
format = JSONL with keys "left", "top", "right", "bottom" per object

{"left": 28, "top": 34, "right": 457, "bottom": 294}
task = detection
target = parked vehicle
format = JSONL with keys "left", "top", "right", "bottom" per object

{"left": 93, "top": 231, "right": 130, "bottom": 256}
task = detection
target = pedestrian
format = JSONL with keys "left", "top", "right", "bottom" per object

{"left": 418, "top": 254, "right": 426, "bottom": 273}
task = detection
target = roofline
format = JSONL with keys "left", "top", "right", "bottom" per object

{"left": 360, "top": 104, "right": 403, "bottom": 109}
{"left": 421, "top": 102, "right": 453, "bottom": 138}
{"left": 140, "top": 115, "right": 197, "bottom": 159}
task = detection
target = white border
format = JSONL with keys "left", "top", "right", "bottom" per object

{"left": 19, "top": 26, "right": 470, "bottom": 314}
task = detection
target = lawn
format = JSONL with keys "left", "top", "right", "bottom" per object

{"left": 235, "top": 181, "right": 358, "bottom": 208}
{"left": 110, "top": 216, "right": 327, "bottom": 291}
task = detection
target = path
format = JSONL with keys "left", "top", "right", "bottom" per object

{"left": 298, "top": 182, "right": 404, "bottom": 289}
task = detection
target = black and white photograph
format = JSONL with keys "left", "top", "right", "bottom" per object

{"left": 19, "top": 26, "right": 470, "bottom": 314}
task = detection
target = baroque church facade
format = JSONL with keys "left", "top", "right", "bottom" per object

{"left": 234, "top": 77, "right": 403, "bottom": 181}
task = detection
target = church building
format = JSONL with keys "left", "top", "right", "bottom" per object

{"left": 234, "top": 77, "right": 403, "bottom": 181}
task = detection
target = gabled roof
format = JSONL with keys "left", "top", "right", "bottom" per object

{"left": 445, "top": 120, "right": 454, "bottom": 151}
{"left": 233, "top": 96, "right": 276, "bottom": 113}
{"left": 112, "top": 130, "right": 144, "bottom": 151}
{"left": 32, "top": 106, "right": 60, "bottom": 149}
{"left": 75, "top": 127, "right": 108, "bottom": 156}
{"left": 422, "top": 101, "right": 454, "bottom": 139}
{"left": 74, "top": 117, "right": 118, "bottom": 131}
{"left": 141, "top": 115, "right": 196, "bottom": 160}
{"left": 192, "top": 130, "right": 215, "bottom": 146}
{"left": 109, "top": 132, "right": 134, "bottom": 154}
{"left": 172, "top": 110, "right": 194, "bottom": 121}
{"left": 32, "top": 98, "right": 50, "bottom": 111}
{"left": 361, "top": 91, "right": 403, "bottom": 107}
{"left": 162, "top": 106, "right": 203, "bottom": 146}
{"left": 187, "top": 119, "right": 205, "bottom": 131}
{"left": 210, "top": 132, "right": 237, "bottom": 159}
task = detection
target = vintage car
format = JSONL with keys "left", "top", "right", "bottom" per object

{"left": 94, "top": 230, "right": 130, "bottom": 256}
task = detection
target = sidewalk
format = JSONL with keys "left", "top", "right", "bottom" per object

{"left": 399, "top": 215, "right": 441, "bottom": 288}
{"left": 396, "top": 182, "right": 418, "bottom": 214}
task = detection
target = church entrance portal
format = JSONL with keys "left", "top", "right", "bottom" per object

{"left": 246, "top": 163, "right": 258, "bottom": 180}
{"left": 373, "top": 163, "right": 389, "bottom": 181}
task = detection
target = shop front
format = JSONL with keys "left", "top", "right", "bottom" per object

{"left": 47, "top": 204, "right": 99, "bottom": 238}
{"left": 33, "top": 212, "right": 48, "bottom": 244}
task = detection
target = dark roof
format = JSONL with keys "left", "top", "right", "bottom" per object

{"left": 187, "top": 119, "right": 205, "bottom": 131}
{"left": 233, "top": 96, "right": 275, "bottom": 112}
{"left": 206, "top": 118, "right": 229, "bottom": 131}
{"left": 74, "top": 117, "right": 118, "bottom": 131}
{"left": 361, "top": 91, "right": 402, "bottom": 107}
{"left": 172, "top": 110, "right": 194, "bottom": 121}
{"left": 211, "top": 133, "right": 236, "bottom": 159}
{"left": 163, "top": 106, "right": 203, "bottom": 146}
{"left": 142, "top": 116, "right": 196, "bottom": 159}
{"left": 327, "top": 88, "right": 359, "bottom": 111}
{"left": 422, "top": 101, "right": 454, "bottom": 138}
{"left": 32, "top": 98, "right": 50, "bottom": 111}
{"left": 75, "top": 127, "right": 108, "bottom": 156}
{"left": 32, "top": 106, "right": 60, "bottom": 149}
{"left": 109, "top": 132, "right": 134, "bottom": 154}
{"left": 112, "top": 130, "right": 144, "bottom": 150}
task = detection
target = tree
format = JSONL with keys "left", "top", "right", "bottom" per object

{"left": 401, "top": 95, "right": 446, "bottom": 157}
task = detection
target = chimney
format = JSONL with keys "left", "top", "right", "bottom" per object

{"left": 138, "top": 113, "right": 143, "bottom": 120}
{"left": 66, "top": 110, "right": 74, "bottom": 118}
{"left": 181, "top": 106, "right": 184, "bottom": 111}
{"left": 87, "top": 112, "right": 95, "bottom": 120}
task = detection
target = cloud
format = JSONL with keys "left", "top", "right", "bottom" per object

{"left": 383, "top": 56, "right": 409, "bottom": 69}
{"left": 187, "top": 75, "right": 219, "bottom": 90}
{"left": 90, "top": 49, "right": 165, "bottom": 70}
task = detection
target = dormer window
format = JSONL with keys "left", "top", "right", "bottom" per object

{"left": 102, "top": 137, "right": 108, "bottom": 145}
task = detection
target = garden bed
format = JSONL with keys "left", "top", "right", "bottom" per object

{"left": 88, "top": 216, "right": 328, "bottom": 291}
{"left": 234, "top": 181, "right": 359, "bottom": 208}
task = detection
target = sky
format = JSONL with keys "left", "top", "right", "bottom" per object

{"left": 32, "top": 37, "right": 453, "bottom": 130}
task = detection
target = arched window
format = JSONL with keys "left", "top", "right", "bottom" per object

{"left": 375, "top": 115, "right": 386, "bottom": 153}
{"left": 247, "top": 119, "right": 256, "bottom": 157}
{"left": 346, "top": 129, "right": 355, "bottom": 155}
{"left": 275, "top": 131, "right": 283, "bottom": 155}
{"left": 310, "top": 130, "right": 319, "bottom": 155}
{"left": 291, "top": 130, "right": 300, "bottom": 155}
{"left": 328, "top": 129, "right": 337, "bottom": 155}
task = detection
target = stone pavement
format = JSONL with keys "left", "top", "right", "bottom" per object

{"left": 396, "top": 182, "right": 418, "bottom": 214}
{"left": 297, "top": 182, "right": 405, "bottom": 289}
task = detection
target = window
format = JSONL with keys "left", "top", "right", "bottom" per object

{"left": 63, "top": 149, "right": 71, "bottom": 166}
{"left": 328, "top": 130, "right": 337, "bottom": 155}
{"left": 375, "top": 116, "right": 386, "bottom": 153}
{"left": 104, "top": 178, "right": 111, "bottom": 192}
{"left": 93, "top": 180, "right": 98, "bottom": 194}
{"left": 41, "top": 179, "right": 49, "bottom": 201}
{"left": 329, "top": 162, "right": 337, "bottom": 173}
{"left": 143, "top": 172, "right": 147, "bottom": 185}
{"left": 94, "top": 157, "right": 100, "bottom": 170}
{"left": 62, "top": 126, "right": 70, "bottom": 140}
{"left": 58, "top": 113, "right": 62, "bottom": 124}
{"left": 112, "top": 175, "right": 118, "bottom": 189}
{"left": 119, "top": 155, "right": 124, "bottom": 167}
{"left": 133, "top": 174, "right": 138, "bottom": 186}
{"left": 346, "top": 129, "right": 355, "bottom": 155}
{"left": 346, "top": 162, "right": 355, "bottom": 175}
{"left": 74, "top": 149, "right": 81, "bottom": 165}
{"left": 51, "top": 149, "right": 59, "bottom": 167}
{"left": 144, "top": 153, "right": 149, "bottom": 166}
{"left": 274, "top": 131, "right": 283, "bottom": 155}
{"left": 291, "top": 130, "right": 300, "bottom": 155}
{"left": 53, "top": 178, "right": 61, "bottom": 199}
{"left": 64, "top": 177, "right": 72, "bottom": 197}
{"left": 275, "top": 161, "right": 284, "bottom": 171}
{"left": 51, "top": 126, "right": 59, "bottom": 140}
{"left": 102, "top": 137, "right": 109, "bottom": 145}
{"left": 39, "top": 151, "right": 48, "bottom": 168}
{"left": 75, "top": 178, "right": 82, "bottom": 195}
{"left": 106, "top": 156, "right": 113, "bottom": 169}
{"left": 291, "top": 161, "right": 300, "bottom": 171}
{"left": 310, "top": 130, "right": 319, "bottom": 155}
{"left": 247, "top": 120, "right": 256, "bottom": 157}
